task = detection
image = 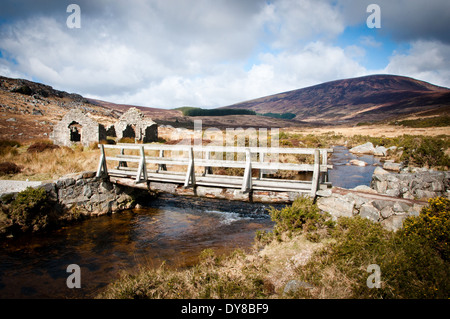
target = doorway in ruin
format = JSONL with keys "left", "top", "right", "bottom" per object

{"left": 68, "top": 121, "right": 82, "bottom": 142}
{"left": 122, "top": 124, "right": 136, "bottom": 139}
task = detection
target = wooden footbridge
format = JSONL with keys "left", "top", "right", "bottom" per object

{"left": 96, "top": 144, "right": 333, "bottom": 199}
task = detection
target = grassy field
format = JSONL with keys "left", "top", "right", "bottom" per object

{"left": 0, "top": 124, "right": 449, "bottom": 180}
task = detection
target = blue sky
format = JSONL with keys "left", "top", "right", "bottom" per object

{"left": 0, "top": 0, "right": 449, "bottom": 108}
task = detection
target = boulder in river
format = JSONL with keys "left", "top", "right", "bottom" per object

{"left": 349, "top": 142, "right": 375, "bottom": 155}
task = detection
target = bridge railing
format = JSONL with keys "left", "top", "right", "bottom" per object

{"left": 96, "top": 143, "right": 333, "bottom": 197}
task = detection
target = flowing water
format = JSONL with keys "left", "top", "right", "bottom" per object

{"left": 0, "top": 146, "right": 380, "bottom": 299}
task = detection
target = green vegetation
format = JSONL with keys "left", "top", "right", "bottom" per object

{"left": 10, "top": 187, "right": 50, "bottom": 232}
{"left": 176, "top": 107, "right": 256, "bottom": 117}
{"left": 278, "top": 131, "right": 450, "bottom": 168}
{"left": 0, "top": 186, "right": 84, "bottom": 237}
{"left": 259, "top": 112, "right": 297, "bottom": 120}
{"left": 391, "top": 116, "right": 450, "bottom": 128}
{"left": 99, "top": 196, "right": 450, "bottom": 299}
{"left": 257, "top": 196, "right": 334, "bottom": 243}
{"left": 297, "top": 197, "right": 450, "bottom": 299}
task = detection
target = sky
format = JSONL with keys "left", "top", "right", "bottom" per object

{"left": 0, "top": 0, "right": 449, "bottom": 109}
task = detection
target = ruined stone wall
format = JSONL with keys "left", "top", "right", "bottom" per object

{"left": 115, "top": 107, "right": 158, "bottom": 142}
{"left": 50, "top": 109, "right": 106, "bottom": 147}
{"left": 40, "top": 171, "right": 150, "bottom": 215}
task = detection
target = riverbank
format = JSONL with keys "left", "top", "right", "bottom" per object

{"left": 0, "top": 171, "right": 151, "bottom": 239}
{"left": 98, "top": 196, "right": 450, "bottom": 299}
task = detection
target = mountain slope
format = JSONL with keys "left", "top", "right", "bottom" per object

{"left": 0, "top": 76, "right": 180, "bottom": 140}
{"left": 222, "top": 74, "right": 450, "bottom": 124}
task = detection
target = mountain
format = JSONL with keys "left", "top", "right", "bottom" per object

{"left": 222, "top": 74, "right": 450, "bottom": 124}
{"left": 0, "top": 76, "right": 181, "bottom": 141}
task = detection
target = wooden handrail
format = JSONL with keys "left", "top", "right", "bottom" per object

{"left": 97, "top": 143, "right": 333, "bottom": 197}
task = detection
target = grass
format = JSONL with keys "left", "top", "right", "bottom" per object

{"left": 391, "top": 116, "right": 450, "bottom": 128}
{"left": 278, "top": 131, "right": 450, "bottom": 169}
{"left": 0, "top": 139, "right": 99, "bottom": 181}
{"left": 98, "top": 197, "right": 450, "bottom": 299}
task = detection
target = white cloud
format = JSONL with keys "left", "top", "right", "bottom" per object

{"left": 384, "top": 40, "right": 450, "bottom": 88}
{"left": 0, "top": 0, "right": 449, "bottom": 110}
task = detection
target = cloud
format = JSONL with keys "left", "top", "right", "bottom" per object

{"left": 0, "top": 0, "right": 449, "bottom": 109}
{"left": 384, "top": 40, "right": 450, "bottom": 88}
{"left": 337, "top": 0, "right": 450, "bottom": 44}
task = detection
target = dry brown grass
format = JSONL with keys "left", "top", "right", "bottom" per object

{"left": 0, "top": 142, "right": 99, "bottom": 181}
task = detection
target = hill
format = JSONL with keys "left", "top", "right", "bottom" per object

{"left": 222, "top": 74, "right": 450, "bottom": 124}
{"left": 0, "top": 76, "right": 181, "bottom": 141}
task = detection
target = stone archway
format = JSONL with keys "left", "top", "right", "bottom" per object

{"left": 122, "top": 124, "right": 136, "bottom": 139}
{"left": 68, "top": 121, "right": 82, "bottom": 142}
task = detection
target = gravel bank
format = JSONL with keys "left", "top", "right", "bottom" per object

{"left": 0, "top": 180, "right": 42, "bottom": 195}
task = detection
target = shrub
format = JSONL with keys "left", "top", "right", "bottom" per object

{"left": 27, "top": 141, "right": 60, "bottom": 153}
{"left": 0, "top": 139, "right": 21, "bottom": 156}
{"left": 257, "top": 196, "right": 334, "bottom": 243}
{"left": 10, "top": 187, "right": 53, "bottom": 232}
{"left": 298, "top": 198, "right": 450, "bottom": 299}
{"left": 393, "top": 116, "right": 450, "bottom": 128}
{"left": 400, "top": 197, "right": 450, "bottom": 261}
{"left": 0, "top": 162, "right": 22, "bottom": 175}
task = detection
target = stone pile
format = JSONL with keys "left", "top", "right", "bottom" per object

{"left": 371, "top": 167, "right": 450, "bottom": 200}
{"left": 317, "top": 188, "right": 424, "bottom": 231}
{"left": 317, "top": 162, "right": 449, "bottom": 231}
{"left": 35, "top": 172, "right": 139, "bottom": 215}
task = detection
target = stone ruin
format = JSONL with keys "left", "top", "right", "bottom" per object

{"left": 113, "top": 107, "right": 158, "bottom": 143}
{"left": 50, "top": 107, "right": 158, "bottom": 146}
{"left": 50, "top": 109, "right": 106, "bottom": 147}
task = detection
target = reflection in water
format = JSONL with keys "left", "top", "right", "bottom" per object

{"left": 328, "top": 145, "right": 382, "bottom": 189}
{"left": 0, "top": 196, "right": 277, "bottom": 299}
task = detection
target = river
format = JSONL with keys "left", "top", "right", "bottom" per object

{"left": 0, "top": 146, "right": 381, "bottom": 299}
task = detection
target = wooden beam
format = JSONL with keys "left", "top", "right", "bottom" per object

{"left": 96, "top": 144, "right": 108, "bottom": 178}
{"left": 241, "top": 148, "right": 252, "bottom": 193}
{"left": 310, "top": 149, "right": 320, "bottom": 197}
{"left": 135, "top": 146, "right": 148, "bottom": 183}
{"left": 184, "top": 147, "right": 196, "bottom": 188}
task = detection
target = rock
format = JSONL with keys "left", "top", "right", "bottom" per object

{"left": 373, "top": 166, "right": 390, "bottom": 175}
{"left": 352, "top": 185, "right": 378, "bottom": 194}
{"left": 316, "top": 189, "right": 332, "bottom": 197}
{"left": 373, "top": 146, "right": 388, "bottom": 156}
{"left": 349, "top": 159, "right": 368, "bottom": 166}
{"left": 372, "top": 200, "right": 394, "bottom": 211}
{"left": 383, "top": 161, "right": 403, "bottom": 172}
{"left": 386, "top": 188, "right": 401, "bottom": 197}
{"left": 283, "top": 280, "right": 314, "bottom": 295}
{"left": 317, "top": 195, "right": 355, "bottom": 220}
{"left": 349, "top": 142, "right": 375, "bottom": 155}
{"left": 360, "top": 203, "right": 380, "bottom": 222}
{"left": 380, "top": 206, "right": 395, "bottom": 219}
{"left": 381, "top": 214, "right": 408, "bottom": 232}
{"left": 393, "top": 201, "right": 412, "bottom": 212}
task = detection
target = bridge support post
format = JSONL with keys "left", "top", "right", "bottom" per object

{"left": 203, "top": 151, "right": 213, "bottom": 176}
{"left": 242, "top": 148, "right": 252, "bottom": 193}
{"left": 184, "top": 147, "right": 196, "bottom": 188}
{"left": 135, "top": 146, "right": 148, "bottom": 183}
{"left": 310, "top": 149, "right": 320, "bottom": 197}
{"left": 96, "top": 144, "right": 108, "bottom": 178}
{"left": 157, "top": 149, "right": 167, "bottom": 172}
